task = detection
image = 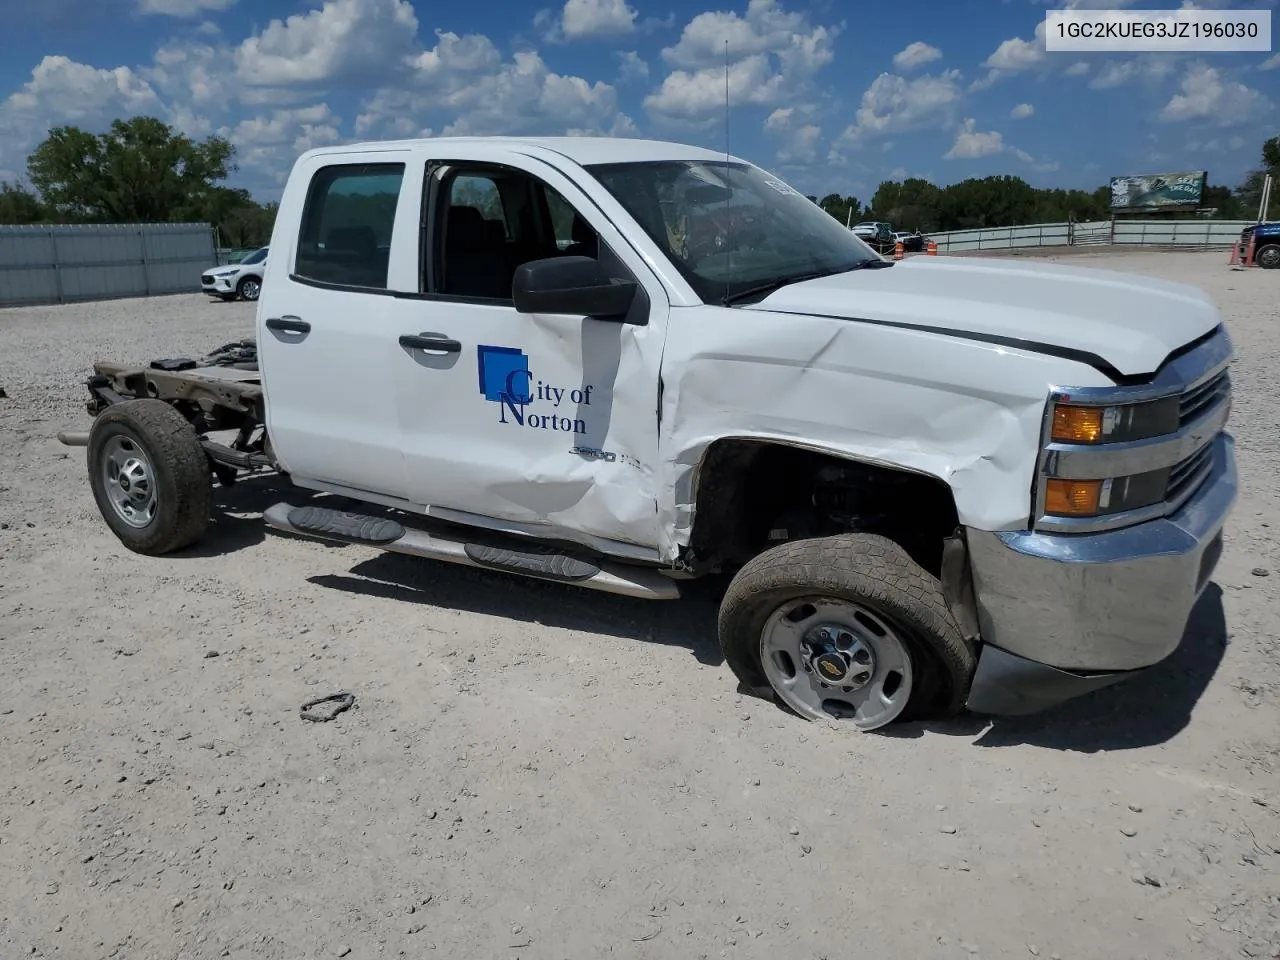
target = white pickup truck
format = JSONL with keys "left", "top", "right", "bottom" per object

{"left": 62, "top": 136, "right": 1236, "bottom": 731}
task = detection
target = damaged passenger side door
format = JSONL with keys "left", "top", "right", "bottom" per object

{"left": 392, "top": 149, "right": 669, "bottom": 559}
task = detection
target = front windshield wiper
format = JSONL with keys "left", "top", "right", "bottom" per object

{"left": 720, "top": 259, "right": 894, "bottom": 307}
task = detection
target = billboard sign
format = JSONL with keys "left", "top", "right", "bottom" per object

{"left": 1109, "top": 171, "right": 1206, "bottom": 211}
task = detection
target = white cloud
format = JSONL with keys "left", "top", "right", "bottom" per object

{"left": 1064, "top": 61, "right": 1090, "bottom": 77}
{"left": 559, "top": 0, "right": 638, "bottom": 39}
{"left": 1010, "top": 102, "right": 1034, "bottom": 119}
{"left": 616, "top": 50, "right": 649, "bottom": 83}
{"left": 359, "top": 49, "right": 631, "bottom": 141}
{"left": 661, "top": 0, "right": 836, "bottom": 72}
{"left": 1089, "top": 57, "right": 1175, "bottom": 90}
{"left": 939, "top": 116, "right": 1054, "bottom": 169}
{"left": 1260, "top": 53, "right": 1280, "bottom": 71}
{"left": 235, "top": 0, "right": 419, "bottom": 86}
{"left": 645, "top": 54, "right": 787, "bottom": 121}
{"left": 892, "top": 41, "right": 941, "bottom": 71}
{"left": 841, "top": 69, "right": 962, "bottom": 141}
{"left": 197, "top": 20, "right": 221, "bottom": 34}
{"left": 410, "top": 30, "right": 502, "bottom": 75}
{"left": 229, "top": 103, "right": 343, "bottom": 171}
{"left": 1159, "top": 63, "right": 1270, "bottom": 125}
{"left": 762, "top": 106, "right": 820, "bottom": 163}
{"left": 137, "top": 0, "right": 236, "bottom": 15}
{"left": 943, "top": 118, "right": 1005, "bottom": 160}
{"left": 1, "top": 56, "right": 160, "bottom": 122}
{"left": 972, "top": 19, "right": 1047, "bottom": 88}
{"left": 645, "top": 0, "right": 836, "bottom": 123}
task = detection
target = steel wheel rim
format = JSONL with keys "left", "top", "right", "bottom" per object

{"left": 241, "top": 279, "right": 260, "bottom": 300}
{"left": 760, "top": 597, "right": 914, "bottom": 731}
{"left": 101, "top": 435, "right": 158, "bottom": 529}
{"left": 1259, "top": 247, "right": 1279, "bottom": 268}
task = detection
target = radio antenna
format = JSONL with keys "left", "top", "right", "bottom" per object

{"left": 723, "top": 38, "right": 732, "bottom": 304}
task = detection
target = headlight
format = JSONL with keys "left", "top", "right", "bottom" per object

{"left": 1049, "top": 398, "right": 1180, "bottom": 445}
{"left": 1033, "top": 345, "right": 1232, "bottom": 533}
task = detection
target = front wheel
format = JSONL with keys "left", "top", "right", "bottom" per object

{"left": 87, "top": 399, "right": 213, "bottom": 555}
{"left": 237, "top": 276, "right": 262, "bottom": 301}
{"left": 1255, "top": 243, "right": 1280, "bottom": 269}
{"left": 718, "top": 533, "right": 976, "bottom": 731}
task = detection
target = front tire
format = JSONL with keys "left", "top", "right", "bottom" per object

{"left": 87, "top": 399, "right": 213, "bottom": 555}
{"left": 1255, "top": 243, "right": 1280, "bottom": 269}
{"left": 718, "top": 533, "right": 976, "bottom": 731}
{"left": 237, "top": 276, "right": 262, "bottom": 301}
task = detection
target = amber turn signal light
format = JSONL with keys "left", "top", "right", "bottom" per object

{"left": 1044, "top": 478, "right": 1103, "bottom": 516}
{"left": 1051, "top": 404, "right": 1106, "bottom": 444}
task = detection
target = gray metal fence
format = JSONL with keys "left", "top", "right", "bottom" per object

{"left": 930, "top": 219, "right": 1254, "bottom": 253}
{"left": 0, "top": 222, "right": 216, "bottom": 308}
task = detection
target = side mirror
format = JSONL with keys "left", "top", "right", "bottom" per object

{"left": 512, "top": 256, "right": 637, "bottom": 321}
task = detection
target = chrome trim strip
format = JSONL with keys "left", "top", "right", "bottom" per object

{"left": 1042, "top": 396, "right": 1229, "bottom": 480}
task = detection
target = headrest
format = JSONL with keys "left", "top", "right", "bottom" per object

{"left": 447, "top": 205, "right": 489, "bottom": 250}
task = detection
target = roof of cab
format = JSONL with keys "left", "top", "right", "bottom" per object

{"left": 309, "top": 136, "right": 737, "bottom": 167}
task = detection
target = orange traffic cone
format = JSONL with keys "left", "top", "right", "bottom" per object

{"left": 1229, "top": 234, "right": 1257, "bottom": 267}
{"left": 893, "top": 240, "right": 904, "bottom": 260}
{"left": 926, "top": 239, "right": 938, "bottom": 256}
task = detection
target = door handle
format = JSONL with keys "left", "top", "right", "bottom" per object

{"left": 399, "top": 334, "right": 461, "bottom": 354}
{"left": 266, "top": 316, "right": 310, "bottom": 334}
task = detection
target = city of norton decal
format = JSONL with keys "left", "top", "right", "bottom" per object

{"left": 476, "top": 345, "right": 594, "bottom": 435}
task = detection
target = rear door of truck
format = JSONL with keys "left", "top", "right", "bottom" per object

{"left": 257, "top": 149, "right": 417, "bottom": 499}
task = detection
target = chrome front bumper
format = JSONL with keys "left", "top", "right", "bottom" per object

{"left": 964, "top": 433, "right": 1236, "bottom": 715}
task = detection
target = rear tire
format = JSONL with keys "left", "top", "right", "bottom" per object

{"left": 87, "top": 399, "right": 213, "bottom": 555}
{"left": 1255, "top": 243, "right": 1280, "bottom": 269}
{"left": 718, "top": 533, "right": 975, "bottom": 730}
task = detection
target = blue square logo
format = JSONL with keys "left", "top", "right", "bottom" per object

{"left": 477, "top": 345, "right": 532, "bottom": 404}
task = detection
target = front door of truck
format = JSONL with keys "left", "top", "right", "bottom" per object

{"left": 392, "top": 149, "right": 668, "bottom": 556}
{"left": 257, "top": 152, "right": 416, "bottom": 499}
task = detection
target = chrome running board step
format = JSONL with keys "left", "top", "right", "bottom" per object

{"left": 263, "top": 502, "right": 680, "bottom": 600}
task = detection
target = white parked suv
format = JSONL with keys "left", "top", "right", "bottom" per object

{"left": 63, "top": 136, "right": 1235, "bottom": 732}
{"left": 200, "top": 246, "right": 268, "bottom": 301}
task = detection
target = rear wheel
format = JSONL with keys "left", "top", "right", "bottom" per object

{"left": 1256, "top": 243, "right": 1280, "bottom": 269}
{"left": 718, "top": 533, "right": 975, "bottom": 731}
{"left": 87, "top": 399, "right": 213, "bottom": 555}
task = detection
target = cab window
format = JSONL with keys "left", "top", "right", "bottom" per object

{"left": 295, "top": 163, "right": 404, "bottom": 289}
{"left": 430, "top": 163, "right": 600, "bottom": 301}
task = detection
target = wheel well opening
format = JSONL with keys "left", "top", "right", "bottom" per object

{"left": 686, "top": 439, "right": 960, "bottom": 578}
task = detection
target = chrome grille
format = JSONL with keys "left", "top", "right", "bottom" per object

{"left": 1167, "top": 442, "right": 1214, "bottom": 504}
{"left": 1179, "top": 368, "right": 1229, "bottom": 426}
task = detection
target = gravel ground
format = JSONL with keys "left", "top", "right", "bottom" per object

{"left": 1, "top": 250, "right": 1277, "bottom": 960}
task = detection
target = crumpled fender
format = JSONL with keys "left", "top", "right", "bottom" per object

{"left": 656, "top": 304, "right": 1115, "bottom": 561}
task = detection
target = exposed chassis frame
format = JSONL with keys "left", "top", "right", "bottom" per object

{"left": 84, "top": 361, "right": 275, "bottom": 476}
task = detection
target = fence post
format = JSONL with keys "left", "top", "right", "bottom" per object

{"left": 49, "top": 227, "right": 64, "bottom": 305}
{"left": 139, "top": 226, "right": 152, "bottom": 297}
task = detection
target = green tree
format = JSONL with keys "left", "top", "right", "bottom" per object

{"left": 1236, "top": 135, "right": 1280, "bottom": 218}
{"left": 817, "top": 193, "right": 862, "bottom": 227}
{"left": 27, "top": 116, "right": 235, "bottom": 222}
{"left": 0, "top": 181, "right": 43, "bottom": 224}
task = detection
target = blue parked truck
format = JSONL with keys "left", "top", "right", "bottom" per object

{"left": 1242, "top": 221, "right": 1280, "bottom": 268}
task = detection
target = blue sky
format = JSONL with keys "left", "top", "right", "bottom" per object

{"left": 1, "top": 0, "right": 1277, "bottom": 204}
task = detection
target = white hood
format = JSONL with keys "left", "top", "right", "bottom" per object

{"left": 746, "top": 255, "right": 1222, "bottom": 377}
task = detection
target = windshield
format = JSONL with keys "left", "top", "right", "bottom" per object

{"left": 240, "top": 247, "right": 268, "bottom": 265}
{"left": 585, "top": 160, "right": 879, "bottom": 304}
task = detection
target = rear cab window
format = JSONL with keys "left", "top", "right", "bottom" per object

{"left": 295, "top": 163, "right": 405, "bottom": 290}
